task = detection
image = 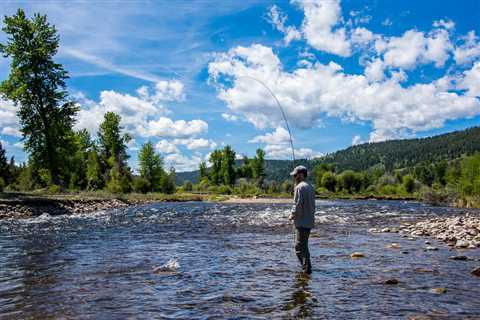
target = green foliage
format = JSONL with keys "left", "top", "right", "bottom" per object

{"left": 282, "top": 179, "right": 293, "bottom": 194}
{"left": 86, "top": 146, "right": 104, "bottom": 190}
{"left": 208, "top": 150, "right": 223, "bottom": 185}
{"left": 336, "top": 170, "right": 356, "bottom": 193}
{"left": 138, "top": 141, "right": 165, "bottom": 192}
{"left": 221, "top": 145, "right": 236, "bottom": 186}
{"left": 183, "top": 180, "right": 193, "bottom": 192}
{"left": 0, "top": 9, "right": 78, "bottom": 185}
{"left": 0, "top": 177, "right": 5, "bottom": 192}
{"left": 460, "top": 153, "right": 480, "bottom": 196}
{"left": 132, "top": 176, "right": 150, "bottom": 194}
{"left": 98, "top": 112, "right": 131, "bottom": 190}
{"left": 252, "top": 149, "right": 266, "bottom": 186}
{"left": 403, "top": 174, "right": 416, "bottom": 193}
{"left": 199, "top": 161, "right": 208, "bottom": 181}
{"left": 321, "top": 171, "right": 336, "bottom": 192}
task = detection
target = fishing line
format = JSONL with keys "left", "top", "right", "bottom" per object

{"left": 154, "top": 68, "right": 299, "bottom": 259}
{"left": 236, "top": 75, "right": 298, "bottom": 259}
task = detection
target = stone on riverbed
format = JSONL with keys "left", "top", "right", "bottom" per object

{"left": 350, "top": 252, "right": 365, "bottom": 258}
{"left": 472, "top": 267, "right": 480, "bottom": 277}
{"left": 425, "top": 246, "right": 438, "bottom": 251}
{"left": 430, "top": 287, "right": 447, "bottom": 294}
{"left": 449, "top": 255, "right": 470, "bottom": 261}
{"left": 381, "top": 214, "right": 480, "bottom": 250}
{"left": 384, "top": 278, "right": 399, "bottom": 285}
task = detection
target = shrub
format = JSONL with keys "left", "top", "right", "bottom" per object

{"left": 402, "top": 174, "right": 415, "bottom": 193}
{"left": 183, "top": 180, "right": 193, "bottom": 192}
{"left": 321, "top": 172, "right": 336, "bottom": 192}
{"left": 46, "top": 184, "right": 61, "bottom": 194}
{"left": 0, "top": 177, "right": 5, "bottom": 192}
{"left": 218, "top": 184, "right": 233, "bottom": 195}
{"left": 133, "top": 176, "right": 151, "bottom": 194}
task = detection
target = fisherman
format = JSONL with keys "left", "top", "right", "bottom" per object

{"left": 289, "top": 165, "right": 315, "bottom": 274}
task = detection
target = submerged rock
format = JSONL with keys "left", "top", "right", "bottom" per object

{"left": 350, "top": 252, "right": 365, "bottom": 258}
{"left": 472, "top": 267, "right": 480, "bottom": 277}
{"left": 430, "top": 287, "right": 447, "bottom": 294}
{"left": 425, "top": 246, "right": 438, "bottom": 251}
{"left": 384, "top": 278, "right": 399, "bottom": 285}
{"left": 449, "top": 255, "right": 470, "bottom": 261}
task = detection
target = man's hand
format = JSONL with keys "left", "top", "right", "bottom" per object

{"left": 289, "top": 213, "right": 296, "bottom": 221}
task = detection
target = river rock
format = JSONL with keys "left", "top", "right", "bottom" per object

{"left": 449, "top": 255, "right": 469, "bottom": 261}
{"left": 350, "top": 252, "right": 365, "bottom": 258}
{"left": 472, "top": 267, "right": 480, "bottom": 277}
{"left": 425, "top": 246, "right": 438, "bottom": 251}
{"left": 455, "top": 240, "right": 469, "bottom": 248}
{"left": 384, "top": 278, "right": 399, "bottom": 285}
{"left": 430, "top": 287, "right": 447, "bottom": 294}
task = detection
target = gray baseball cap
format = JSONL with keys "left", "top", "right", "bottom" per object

{"left": 290, "top": 165, "right": 307, "bottom": 176}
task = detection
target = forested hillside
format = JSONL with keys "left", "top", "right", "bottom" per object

{"left": 177, "top": 126, "right": 480, "bottom": 184}
{"left": 321, "top": 127, "right": 480, "bottom": 172}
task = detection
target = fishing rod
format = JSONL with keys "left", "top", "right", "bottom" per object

{"left": 236, "top": 75, "right": 296, "bottom": 170}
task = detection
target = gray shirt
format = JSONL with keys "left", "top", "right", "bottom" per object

{"left": 292, "top": 181, "right": 316, "bottom": 229}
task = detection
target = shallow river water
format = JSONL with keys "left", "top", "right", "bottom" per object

{"left": 1, "top": 200, "right": 480, "bottom": 319}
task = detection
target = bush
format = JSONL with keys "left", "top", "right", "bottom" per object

{"left": 218, "top": 184, "right": 233, "bottom": 195}
{"left": 183, "top": 180, "right": 193, "bottom": 192}
{"left": 402, "top": 174, "right": 415, "bottom": 193}
{"left": 133, "top": 176, "right": 150, "bottom": 194}
{"left": 46, "top": 184, "right": 61, "bottom": 194}
{"left": 321, "top": 171, "right": 336, "bottom": 192}
{"left": 0, "top": 177, "right": 5, "bottom": 192}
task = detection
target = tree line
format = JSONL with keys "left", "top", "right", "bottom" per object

{"left": 0, "top": 10, "right": 177, "bottom": 194}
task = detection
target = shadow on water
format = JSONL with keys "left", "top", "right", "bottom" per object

{"left": 282, "top": 272, "right": 317, "bottom": 319}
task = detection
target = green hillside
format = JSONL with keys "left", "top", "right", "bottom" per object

{"left": 177, "top": 126, "right": 480, "bottom": 184}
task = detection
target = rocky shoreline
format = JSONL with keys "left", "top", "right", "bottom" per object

{"left": 0, "top": 198, "right": 130, "bottom": 219}
{"left": 370, "top": 214, "right": 480, "bottom": 250}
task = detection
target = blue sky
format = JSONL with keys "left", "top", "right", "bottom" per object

{"left": 0, "top": 0, "right": 479, "bottom": 171}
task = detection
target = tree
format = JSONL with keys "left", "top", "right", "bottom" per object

{"left": 321, "top": 171, "right": 336, "bottom": 192}
{"left": 208, "top": 150, "right": 223, "bottom": 185}
{"left": 183, "top": 180, "right": 193, "bottom": 192}
{"left": 68, "top": 129, "right": 93, "bottom": 190}
{"left": 0, "top": 9, "right": 78, "bottom": 185}
{"left": 314, "top": 163, "right": 333, "bottom": 187}
{"left": 221, "top": 145, "right": 236, "bottom": 186}
{"left": 86, "top": 145, "right": 103, "bottom": 190}
{"left": 138, "top": 141, "right": 164, "bottom": 192}
{"left": 403, "top": 174, "right": 415, "bottom": 193}
{"left": 252, "top": 149, "right": 266, "bottom": 187}
{"left": 199, "top": 161, "right": 208, "bottom": 181}
{"left": 337, "top": 170, "right": 357, "bottom": 193}
{"left": 0, "top": 142, "right": 9, "bottom": 185}
{"left": 98, "top": 112, "right": 131, "bottom": 192}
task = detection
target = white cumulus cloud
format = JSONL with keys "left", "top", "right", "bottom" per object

{"left": 209, "top": 43, "right": 480, "bottom": 142}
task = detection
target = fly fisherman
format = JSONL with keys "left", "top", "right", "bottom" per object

{"left": 289, "top": 165, "right": 315, "bottom": 274}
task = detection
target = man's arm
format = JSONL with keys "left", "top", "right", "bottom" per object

{"left": 290, "top": 186, "right": 304, "bottom": 220}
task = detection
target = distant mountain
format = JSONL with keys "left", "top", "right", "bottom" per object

{"left": 176, "top": 126, "right": 480, "bottom": 184}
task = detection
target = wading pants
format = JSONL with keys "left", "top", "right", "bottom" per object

{"left": 295, "top": 227, "right": 311, "bottom": 268}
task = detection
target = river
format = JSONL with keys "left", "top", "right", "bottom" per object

{"left": 1, "top": 200, "right": 480, "bottom": 319}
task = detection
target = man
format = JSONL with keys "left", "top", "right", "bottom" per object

{"left": 289, "top": 165, "right": 315, "bottom": 274}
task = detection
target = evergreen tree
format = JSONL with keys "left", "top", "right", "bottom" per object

{"left": 0, "top": 9, "right": 78, "bottom": 185}
{"left": 0, "top": 141, "right": 9, "bottom": 184}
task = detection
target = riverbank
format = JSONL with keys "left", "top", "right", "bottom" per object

{"left": 0, "top": 192, "right": 217, "bottom": 219}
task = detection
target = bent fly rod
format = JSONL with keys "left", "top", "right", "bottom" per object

{"left": 236, "top": 75, "right": 296, "bottom": 169}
